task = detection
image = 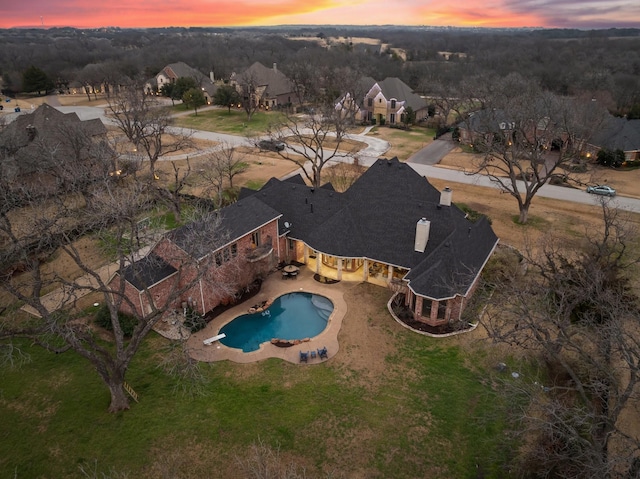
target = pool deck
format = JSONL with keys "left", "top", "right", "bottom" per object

{"left": 187, "top": 267, "right": 348, "bottom": 364}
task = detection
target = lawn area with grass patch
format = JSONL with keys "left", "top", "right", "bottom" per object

{"left": 0, "top": 283, "right": 509, "bottom": 478}
{"left": 173, "top": 108, "right": 285, "bottom": 135}
{"left": 367, "top": 125, "right": 436, "bottom": 160}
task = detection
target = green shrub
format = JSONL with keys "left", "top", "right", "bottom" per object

{"left": 94, "top": 305, "right": 138, "bottom": 337}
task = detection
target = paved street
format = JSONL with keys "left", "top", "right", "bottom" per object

{"left": 44, "top": 104, "right": 640, "bottom": 214}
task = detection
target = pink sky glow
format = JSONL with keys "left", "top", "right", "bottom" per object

{"left": 2, "top": 0, "right": 640, "bottom": 29}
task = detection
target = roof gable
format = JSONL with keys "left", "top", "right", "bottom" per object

{"left": 234, "top": 62, "right": 293, "bottom": 97}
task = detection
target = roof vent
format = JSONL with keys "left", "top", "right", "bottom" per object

{"left": 414, "top": 218, "right": 430, "bottom": 253}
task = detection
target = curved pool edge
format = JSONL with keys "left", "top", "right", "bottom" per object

{"left": 186, "top": 271, "right": 347, "bottom": 364}
{"left": 219, "top": 292, "right": 334, "bottom": 352}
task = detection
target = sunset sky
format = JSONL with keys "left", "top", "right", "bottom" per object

{"left": 2, "top": 0, "right": 640, "bottom": 29}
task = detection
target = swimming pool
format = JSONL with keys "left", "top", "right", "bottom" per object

{"left": 219, "top": 292, "right": 334, "bottom": 352}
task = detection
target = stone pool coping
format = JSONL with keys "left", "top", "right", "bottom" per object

{"left": 187, "top": 267, "right": 347, "bottom": 364}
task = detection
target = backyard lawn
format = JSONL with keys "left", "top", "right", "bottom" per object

{"left": 0, "top": 283, "right": 508, "bottom": 478}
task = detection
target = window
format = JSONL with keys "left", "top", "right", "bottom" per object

{"left": 368, "top": 98, "right": 373, "bottom": 107}
{"left": 390, "top": 113, "right": 396, "bottom": 124}
{"left": 251, "top": 231, "right": 261, "bottom": 247}
{"left": 231, "top": 243, "right": 238, "bottom": 257}
{"left": 379, "top": 98, "right": 382, "bottom": 103}
{"left": 438, "top": 301, "right": 447, "bottom": 319}
{"left": 223, "top": 248, "right": 230, "bottom": 262}
{"left": 215, "top": 252, "right": 222, "bottom": 266}
{"left": 288, "top": 238, "right": 295, "bottom": 250}
{"left": 391, "top": 99, "right": 396, "bottom": 108}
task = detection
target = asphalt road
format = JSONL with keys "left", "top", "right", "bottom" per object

{"left": 44, "top": 104, "right": 640, "bottom": 215}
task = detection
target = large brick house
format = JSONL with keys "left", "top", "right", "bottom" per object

{"left": 229, "top": 62, "right": 294, "bottom": 109}
{"left": 0, "top": 103, "right": 110, "bottom": 194}
{"left": 337, "top": 77, "right": 428, "bottom": 126}
{"left": 586, "top": 115, "right": 640, "bottom": 162}
{"left": 145, "top": 62, "right": 217, "bottom": 104}
{"left": 114, "top": 158, "right": 498, "bottom": 328}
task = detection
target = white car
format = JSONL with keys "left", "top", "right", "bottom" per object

{"left": 586, "top": 185, "right": 616, "bottom": 197}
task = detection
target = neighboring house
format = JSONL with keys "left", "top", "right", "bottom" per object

{"left": 229, "top": 62, "right": 294, "bottom": 109}
{"left": 460, "top": 108, "right": 640, "bottom": 162}
{"left": 0, "top": 103, "right": 110, "bottom": 193}
{"left": 457, "top": 109, "right": 518, "bottom": 145}
{"left": 145, "top": 62, "right": 217, "bottom": 104}
{"left": 337, "top": 77, "right": 428, "bottom": 126}
{"left": 586, "top": 115, "right": 640, "bottom": 161}
{"left": 117, "top": 157, "right": 498, "bottom": 328}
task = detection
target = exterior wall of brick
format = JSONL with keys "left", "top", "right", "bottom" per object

{"left": 117, "top": 218, "right": 282, "bottom": 316}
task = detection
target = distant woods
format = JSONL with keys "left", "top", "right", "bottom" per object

{"left": 1, "top": 27, "right": 639, "bottom": 116}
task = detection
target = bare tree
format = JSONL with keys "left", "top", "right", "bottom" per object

{"left": 483, "top": 202, "right": 640, "bottom": 477}
{"left": 0, "top": 156, "right": 236, "bottom": 412}
{"left": 154, "top": 159, "right": 192, "bottom": 224}
{"left": 322, "top": 162, "right": 366, "bottom": 193}
{"left": 464, "top": 73, "right": 607, "bottom": 224}
{"left": 106, "top": 85, "right": 193, "bottom": 179}
{"left": 200, "top": 143, "right": 248, "bottom": 207}
{"left": 268, "top": 107, "right": 356, "bottom": 188}
{"left": 233, "top": 70, "right": 261, "bottom": 122}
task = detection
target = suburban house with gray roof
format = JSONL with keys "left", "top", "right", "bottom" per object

{"left": 114, "top": 157, "right": 498, "bottom": 328}
{"left": 337, "top": 77, "right": 428, "bottom": 126}
{"left": 586, "top": 115, "right": 640, "bottom": 162}
{"left": 230, "top": 62, "right": 294, "bottom": 109}
{"left": 0, "top": 103, "right": 110, "bottom": 194}
{"left": 145, "top": 62, "right": 217, "bottom": 104}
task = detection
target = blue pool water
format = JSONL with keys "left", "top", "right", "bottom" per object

{"left": 219, "top": 292, "right": 334, "bottom": 352}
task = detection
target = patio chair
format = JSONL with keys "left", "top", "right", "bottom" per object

{"left": 299, "top": 351, "right": 309, "bottom": 363}
{"left": 317, "top": 347, "right": 328, "bottom": 359}
{"left": 282, "top": 271, "right": 290, "bottom": 279}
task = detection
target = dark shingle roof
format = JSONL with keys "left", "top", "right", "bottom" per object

{"left": 376, "top": 77, "right": 427, "bottom": 112}
{"left": 591, "top": 116, "right": 640, "bottom": 152}
{"left": 121, "top": 253, "right": 177, "bottom": 291}
{"left": 246, "top": 157, "right": 498, "bottom": 299}
{"left": 0, "top": 103, "right": 108, "bottom": 178}
{"left": 167, "top": 195, "right": 281, "bottom": 258}
{"left": 233, "top": 62, "right": 293, "bottom": 98}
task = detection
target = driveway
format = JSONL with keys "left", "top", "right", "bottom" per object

{"left": 407, "top": 133, "right": 456, "bottom": 165}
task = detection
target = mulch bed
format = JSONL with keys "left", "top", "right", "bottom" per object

{"left": 391, "top": 293, "right": 473, "bottom": 335}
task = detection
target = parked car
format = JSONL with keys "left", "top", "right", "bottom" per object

{"left": 258, "top": 139, "right": 285, "bottom": 152}
{"left": 586, "top": 185, "right": 616, "bottom": 197}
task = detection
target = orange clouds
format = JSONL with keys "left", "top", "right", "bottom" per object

{"left": 0, "top": 0, "right": 638, "bottom": 29}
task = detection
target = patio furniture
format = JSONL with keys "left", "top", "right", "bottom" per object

{"left": 310, "top": 350, "right": 317, "bottom": 359}
{"left": 289, "top": 271, "right": 298, "bottom": 280}
{"left": 317, "top": 346, "right": 328, "bottom": 359}
{"left": 299, "top": 351, "right": 309, "bottom": 363}
{"left": 282, "top": 271, "right": 290, "bottom": 279}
